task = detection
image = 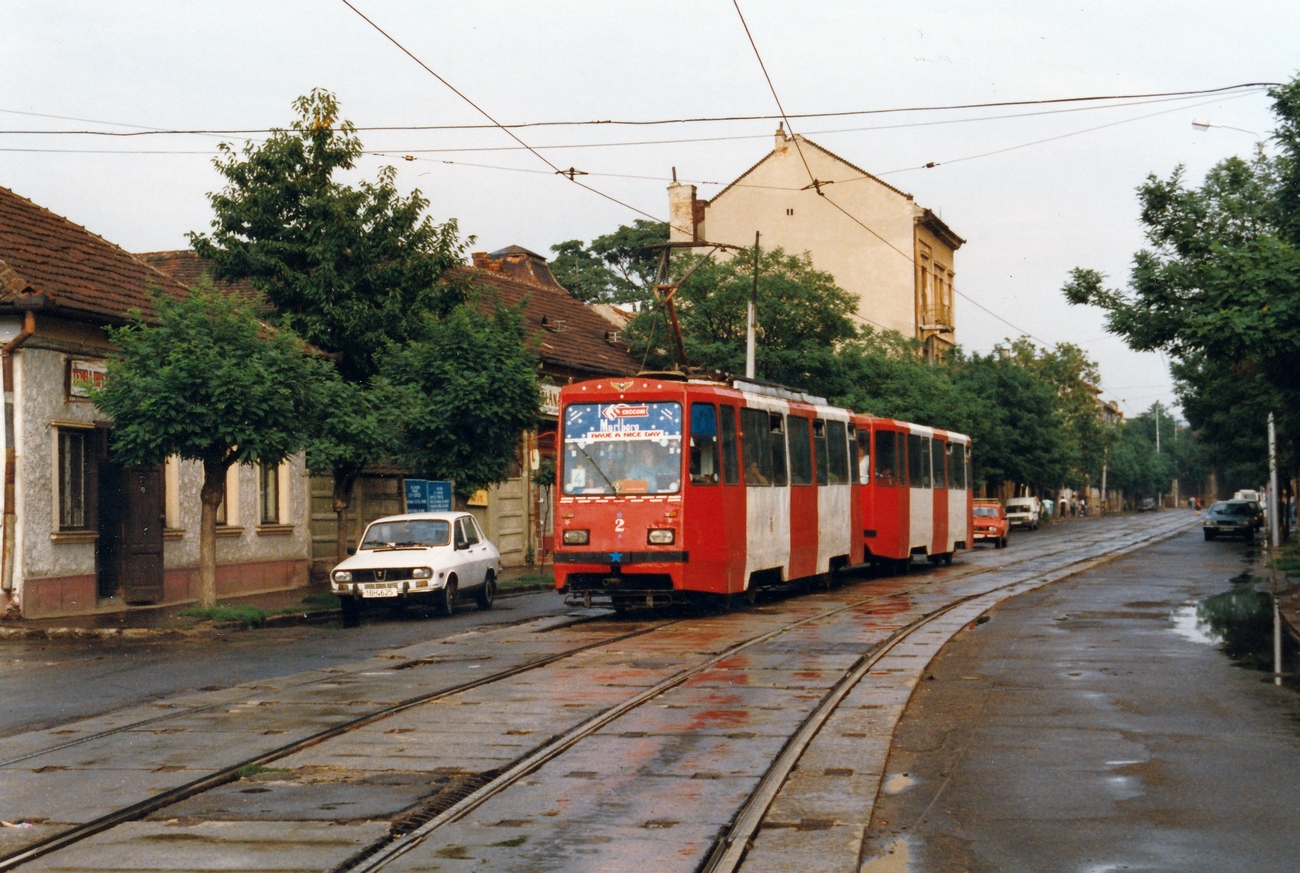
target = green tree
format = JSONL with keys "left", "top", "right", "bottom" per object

{"left": 383, "top": 302, "right": 541, "bottom": 491}
{"left": 1063, "top": 77, "right": 1300, "bottom": 492}
{"left": 94, "top": 282, "right": 322, "bottom": 608}
{"left": 191, "top": 90, "right": 537, "bottom": 561}
{"left": 625, "top": 245, "right": 857, "bottom": 388}
{"left": 549, "top": 219, "right": 668, "bottom": 304}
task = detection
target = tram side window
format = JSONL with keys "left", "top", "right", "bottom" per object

{"left": 848, "top": 423, "right": 860, "bottom": 484}
{"left": 689, "top": 403, "right": 719, "bottom": 485}
{"left": 855, "top": 428, "right": 870, "bottom": 483}
{"left": 788, "top": 416, "right": 813, "bottom": 485}
{"left": 720, "top": 404, "right": 740, "bottom": 485}
{"left": 812, "top": 419, "right": 829, "bottom": 485}
{"left": 875, "top": 430, "right": 897, "bottom": 485}
{"left": 932, "top": 439, "right": 947, "bottom": 489}
{"left": 740, "top": 408, "right": 772, "bottom": 486}
{"left": 769, "top": 413, "right": 789, "bottom": 487}
{"left": 827, "top": 420, "right": 849, "bottom": 484}
{"left": 964, "top": 444, "right": 972, "bottom": 492}
{"left": 947, "top": 442, "right": 966, "bottom": 490}
{"left": 908, "top": 434, "right": 932, "bottom": 488}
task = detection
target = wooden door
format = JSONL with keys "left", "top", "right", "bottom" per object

{"left": 120, "top": 465, "right": 164, "bottom": 604}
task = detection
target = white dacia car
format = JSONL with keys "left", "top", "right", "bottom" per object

{"left": 330, "top": 512, "right": 500, "bottom": 627}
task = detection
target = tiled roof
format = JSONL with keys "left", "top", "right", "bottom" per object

{"left": 132, "top": 249, "right": 639, "bottom": 378}
{"left": 138, "top": 250, "right": 262, "bottom": 298}
{"left": 454, "top": 266, "right": 640, "bottom": 377}
{"left": 0, "top": 185, "right": 187, "bottom": 323}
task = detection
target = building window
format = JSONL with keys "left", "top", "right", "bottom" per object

{"left": 260, "top": 462, "right": 280, "bottom": 524}
{"left": 786, "top": 208, "right": 794, "bottom": 216}
{"left": 57, "top": 428, "right": 90, "bottom": 529}
{"left": 217, "top": 465, "right": 239, "bottom": 526}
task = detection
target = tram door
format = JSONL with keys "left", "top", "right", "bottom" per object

{"left": 97, "top": 462, "right": 164, "bottom": 603}
{"left": 932, "top": 437, "right": 949, "bottom": 553}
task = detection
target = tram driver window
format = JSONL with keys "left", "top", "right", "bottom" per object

{"left": 720, "top": 404, "right": 740, "bottom": 485}
{"left": 848, "top": 423, "right": 860, "bottom": 484}
{"left": 826, "top": 420, "right": 850, "bottom": 484}
{"left": 788, "top": 416, "right": 813, "bottom": 486}
{"left": 740, "top": 408, "right": 771, "bottom": 485}
{"left": 689, "top": 403, "right": 719, "bottom": 485}
{"left": 908, "top": 434, "right": 931, "bottom": 488}
{"left": 875, "top": 431, "right": 897, "bottom": 485}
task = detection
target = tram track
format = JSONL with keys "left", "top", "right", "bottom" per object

{"left": 338, "top": 515, "right": 1194, "bottom": 872}
{"left": 0, "top": 516, "right": 1191, "bottom": 871}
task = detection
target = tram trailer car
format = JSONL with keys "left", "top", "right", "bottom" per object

{"left": 553, "top": 376, "right": 972, "bottom": 608}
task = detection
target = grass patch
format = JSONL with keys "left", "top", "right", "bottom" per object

{"left": 235, "top": 763, "right": 290, "bottom": 779}
{"left": 300, "top": 591, "right": 341, "bottom": 609}
{"left": 1269, "top": 540, "right": 1300, "bottom": 577}
{"left": 178, "top": 604, "right": 271, "bottom": 626}
{"left": 499, "top": 573, "right": 554, "bottom": 591}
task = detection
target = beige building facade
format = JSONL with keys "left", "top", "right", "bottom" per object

{"left": 669, "top": 128, "right": 964, "bottom": 355}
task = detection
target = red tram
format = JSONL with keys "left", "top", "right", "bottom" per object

{"left": 553, "top": 375, "right": 973, "bottom": 608}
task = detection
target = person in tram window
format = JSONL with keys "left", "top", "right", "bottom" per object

{"left": 746, "top": 459, "right": 769, "bottom": 485}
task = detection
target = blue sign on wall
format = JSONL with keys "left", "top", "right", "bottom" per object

{"left": 404, "top": 479, "right": 453, "bottom": 513}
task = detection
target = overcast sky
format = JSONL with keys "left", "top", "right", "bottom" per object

{"left": 3, "top": 1, "right": 1296, "bottom": 420}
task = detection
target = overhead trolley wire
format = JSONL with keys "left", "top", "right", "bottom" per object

{"left": 0, "top": 82, "right": 1275, "bottom": 136}
{"left": 728, "top": 0, "right": 1055, "bottom": 349}
{"left": 337, "top": 0, "right": 690, "bottom": 237}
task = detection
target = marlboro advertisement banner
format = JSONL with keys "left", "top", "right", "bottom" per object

{"left": 68, "top": 359, "right": 107, "bottom": 400}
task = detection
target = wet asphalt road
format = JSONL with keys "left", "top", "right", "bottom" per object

{"left": 864, "top": 526, "right": 1300, "bottom": 872}
{"left": 0, "top": 592, "right": 570, "bottom": 736}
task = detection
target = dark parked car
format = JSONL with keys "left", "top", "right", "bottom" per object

{"left": 1137, "top": 497, "right": 1156, "bottom": 512}
{"left": 1202, "top": 499, "right": 1260, "bottom": 541}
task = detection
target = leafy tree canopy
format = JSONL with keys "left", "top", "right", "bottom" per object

{"left": 549, "top": 219, "right": 667, "bottom": 304}
{"left": 191, "top": 89, "right": 469, "bottom": 383}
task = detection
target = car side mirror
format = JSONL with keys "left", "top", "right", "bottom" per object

{"left": 346, "top": 547, "right": 355, "bottom": 556}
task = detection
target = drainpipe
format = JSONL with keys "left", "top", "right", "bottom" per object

{"left": 2, "top": 307, "right": 38, "bottom": 592}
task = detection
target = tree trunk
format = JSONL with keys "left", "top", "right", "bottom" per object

{"left": 333, "top": 468, "right": 359, "bottom": 565}
{"left": 198, "top": 458, "right": 227, "bottom": 609}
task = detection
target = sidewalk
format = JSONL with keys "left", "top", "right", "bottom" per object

{"left": 0, "top": 564, "right": 555, "bottom": 639}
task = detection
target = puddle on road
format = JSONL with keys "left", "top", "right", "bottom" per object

{"left": 1171, "top": 574, "right": 1297, "bottom": 678}
{"left": 860, "top": 837, "right": 911, "bottom": 872}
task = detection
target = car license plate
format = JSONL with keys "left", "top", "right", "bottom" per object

{"left": 362, "top": 586, "right": 399, "bottom": 598}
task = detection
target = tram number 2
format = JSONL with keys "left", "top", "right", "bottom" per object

{"left": 615, "top": 518, "right": 625, "bottom": 533}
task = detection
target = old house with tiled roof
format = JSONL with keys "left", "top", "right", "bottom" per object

{"left": 0, "top": 186, "right": 312, "bottom": 619}
{"left": 668, "top": 127, "right": 964, "bottom": 357}
{"left": 148, "top": 245, "right": 640, "bottom": 574}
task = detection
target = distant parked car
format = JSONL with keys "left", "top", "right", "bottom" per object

{"left": 330, "top": 512, "right": 500, "bottom": 627}
{"left": 1138, "top": 498, "right": 1156, "bottom": 512}
{"left": 1004, "top": 497, "right": 1040, "bottom": 531}
{"left": 1202, "top": 499, "right": 1260, "bottom": 541}
{"left": 973, "top": 501, "right": 1009, "bottom": 548}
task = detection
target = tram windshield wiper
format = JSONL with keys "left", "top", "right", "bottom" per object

{"left": 575, "top": 444, "right": 621, "bottom": 495}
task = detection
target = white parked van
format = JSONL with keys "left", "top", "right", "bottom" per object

{"left": 1005, "top": 497, "right": 1041, "bottom": 531}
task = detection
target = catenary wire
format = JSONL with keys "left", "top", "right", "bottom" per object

{"left": 337, "top": 0, "right": 691, "bottom": 238}
{"left": 728, "top": 0, "right": 1056, "bottom": 349}
{"left": 0, "top": 82, "right": 1275, "bottom": 135}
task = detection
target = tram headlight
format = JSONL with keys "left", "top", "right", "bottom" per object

{"left": 563, "top": 529, "right": 590, "bottom": 545}
{"left": 647, "top": 529, "right": 675, "bottom": 545}
{"left": 332, "top": 570, "right": 352, "bottom": 584}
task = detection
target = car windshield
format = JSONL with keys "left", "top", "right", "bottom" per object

{"left": 1217, "top": 502, "right": 1252, "bottom": 517}
{"left": 974, "top": 506, "right": 1000, "bottom": 518}
{"left": 562, "top": 401, "right": 683, "bottom": 495}
{"left": 361, "top": 520, "right": 450, "bottom": 549}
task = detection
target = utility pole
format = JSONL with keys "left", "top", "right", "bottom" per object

{"left": 1154, "top": 402, "right": 1162, "bottom": 507}
{"left": 1269, "top": 411, "right": 1280, "bottom": 548}
{"left": 746, "top": 231, "right": 759, "bottom": 380}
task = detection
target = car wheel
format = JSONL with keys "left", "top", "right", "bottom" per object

{"left": 340, "top": 596, "right": 361, "bottom": 628}
{"left": 476, "top": 572, "right": 496, "bottom": 611}
{"left": 435, "top": 577, "right": 458, "bottom": 616}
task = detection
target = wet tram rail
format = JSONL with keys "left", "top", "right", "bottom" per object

{"left": 0, "top": 514, "right": 1195, "bottom": 872}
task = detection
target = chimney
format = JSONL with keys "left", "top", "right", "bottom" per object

{"left": 667, "top": 181, "right": 699, "bottom": 243}
{"left": 775, "top": 123, "right": 789, "bottom": 153}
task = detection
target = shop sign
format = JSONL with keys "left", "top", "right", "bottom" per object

{"left": 68, "top": 359, "right": 107, "bottom": 399}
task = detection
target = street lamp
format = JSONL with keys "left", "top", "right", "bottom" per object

{"left": 1191, "top": 120, "right": 1260, "bottom": 137}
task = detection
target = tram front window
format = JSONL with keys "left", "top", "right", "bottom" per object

{"left": 562, "top": 401, "right": 683, "bottom": 495}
